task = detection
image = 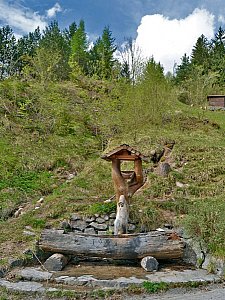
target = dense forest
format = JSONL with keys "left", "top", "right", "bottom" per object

{"left": 1, "top": 19, "right": 225, "bottom": 273}
{"left": 2, "top": 20, "right": 225, "bottom": 91}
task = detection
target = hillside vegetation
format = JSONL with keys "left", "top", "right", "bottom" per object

{"left": 1, "top": 21, "right": 225, "bottom": 267}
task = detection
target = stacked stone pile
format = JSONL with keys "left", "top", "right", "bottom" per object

{"left": 61, "top": 213, "right": 137, "bottom": 235}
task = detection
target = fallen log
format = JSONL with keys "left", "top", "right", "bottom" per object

{"left": 38, "top": 230, "right": 184, "bottom": 260}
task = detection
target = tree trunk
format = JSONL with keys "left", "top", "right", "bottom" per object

{"left": 38, "top": 229, "right": 184, "bottom": 260}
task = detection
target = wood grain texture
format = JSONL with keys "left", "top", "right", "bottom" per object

{"left": 38, "top": 230, "right": 184, "bottom": 260}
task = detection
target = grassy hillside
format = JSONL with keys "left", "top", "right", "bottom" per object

{"left": 0, "top": 77, "right": 225, "bottom": 268}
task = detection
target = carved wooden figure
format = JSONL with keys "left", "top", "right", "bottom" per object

{"left": 102, "top": 144, "right": 148, "bottom": 234}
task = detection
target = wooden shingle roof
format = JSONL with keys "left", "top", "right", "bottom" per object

{"left": 101, "top": 144, "right": 149, "bottom": 161}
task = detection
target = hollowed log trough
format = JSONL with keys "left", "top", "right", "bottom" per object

{"left": 38, "top": 230, "right": 184, "bottom": 260}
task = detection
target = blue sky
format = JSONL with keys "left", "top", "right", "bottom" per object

{"left": 1, "top": 0, "right": 225, "bottom": 72}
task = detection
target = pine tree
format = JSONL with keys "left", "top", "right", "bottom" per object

{"left": 16, "top": 27, "right": 41, "bottom": 75}
{"left": 0, "top": 25, "right": 17, "bottom": 79}
{"left": 64, "top": 22, "right": 77, "bottom": 44}
{"left": 175, "top": 54, "right": 192, "bottom": 84}
{"left": 191, "top": 34, "right": 210, "bottom": 70}
{"left": 210, "top": 26, "right": 225, "bottom": 84}
{"left": 90, "top": 26, "right": 117, "bottom": 79}
{"left": 38, "top": 21, "right": 70, "bottom": 81}
{"left": 69, "top": 20, "right": 89, "bottom": 76}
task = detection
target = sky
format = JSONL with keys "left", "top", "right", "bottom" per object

{"left": 0, "top": 0, "right": 225, "bottom": 73}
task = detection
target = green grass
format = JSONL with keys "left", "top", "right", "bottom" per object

{"left": 1, "top": 78, "right": 225, "bottom": 264}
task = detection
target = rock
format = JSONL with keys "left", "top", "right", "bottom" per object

{"left": 72, "top": 229, "right": 84, "bottom": 234}
{"left": 141, "top": 256, "right": 159, "bottom": 272}
{"left": 108, "top": 226, "right": 114, "bottom": 234}
{"left": 0, "top": 268, "right": 6, "bottom": 278}
{"left": 109, "top": 213, "right": 116, "bottom": 219}
{"left": 60, "top": 220, "right": 71, "bottom": 230}
{"left": 109, "top": 219, "right": 115, "bottom": 226}
{"left": 164, "top": 223, "right": 173, "bottom": 229}
{"left": 84, "top": 227, "right": 96, "bottom": 235}
{"left": 14, "top": 208, "right": 23, "bottom": 218}
{"left": 67, "top": 173, "right": 75, "bottom": 180}
{"left": 8, "top": 258, "right": 24, "bottom": 268}
{"left": 89, "top": 222, "right": 108, "bottom": 231}
{"left": 127, "top": 224, "right": 136, "bottom": 232}
{"left": 183, "top": 242, "right": 198, "bottom": 266}
{"left": 96, "top": 217, "right": 105, "bottom": 224}
{"left": 23, "top": 230, "right": 36, "bottom": 236}
{"left": 37, "top": 197, "right": 44, "bottom": 204}
{"left": 98, "top": 231, "right": 108, "bottom": 235}
{"left": 103, "top": 215, "right": 109, "bottom": 221}
{"left": 20, "top": 267, "right": 52, "bottom": 281}
{"left": 176, "top": 181, "right": 185, "bottom": 188}
{"left": 156, "top": 228, "right": 165, "bottom": 232}
{"left": 104, "top": 199, "right": 112, "bottom": 203}
{"left": 70, "top": 214, "right": 81, "bottom": 221}
{"left": 84, "top": 216, "right": 95, "bottom": 223}
{"left": 0, "top": 279, "right": 45, "bottom": 292}
{"left": 44, "top": 253, "right": 69, "bottom": 271}
{"left": 70, "top": 220, "right": 88, "bottom": 231}
{"left": 156, "top": 162, "right": 171, "bottom": 177}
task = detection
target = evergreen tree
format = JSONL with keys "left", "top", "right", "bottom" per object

{"left": 191, "top": 34, "right": 210, "bottom": 69}
{"left": 38, "top": 21, "right": 70, "bottom": 81}
{"left": 141, "top": 57, "right": 165, "bottom": 83}
{"left": 64, "top": 22, "right": 77, "bottom": 44}
{"left": 120, "top": 60, "right": 131, "bottom": 81}
{"left": 69, "top": 20, "right": 89, "bottom": 76}
{"left": 210, "top": 26, "right": 225, "bottom": 83}
{"left": 175, "top": 54, "right": 192, "bottom": 84}
{"left": 89, "top": 26, "right": 117, "bottom": 79}
{"left": 16, "top": 27, "right": 41, "bottom": 75}
{"left": 0, "top": 25, "right": 17, "bottom": 79}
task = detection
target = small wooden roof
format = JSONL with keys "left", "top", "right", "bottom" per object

{"left": 101, "top": 144, "right": 149, "bottom": 161}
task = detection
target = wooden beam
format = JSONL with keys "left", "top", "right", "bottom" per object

{"left": 111, "top": 154, "right": 138, "bottom": 161}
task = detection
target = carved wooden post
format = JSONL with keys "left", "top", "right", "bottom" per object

{"left": 102, "top": 144, "right": 148, "bottom": 235}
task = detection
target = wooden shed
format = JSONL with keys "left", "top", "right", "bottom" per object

{"left": 207, "top": 95, "right": 225, "bottom": 107}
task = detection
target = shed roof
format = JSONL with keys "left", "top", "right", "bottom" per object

{"left": 207, "top": 95, "right": 225, "bottom": 98}
{"left": 101, "top": 144, "right": 149, "bottom": 161}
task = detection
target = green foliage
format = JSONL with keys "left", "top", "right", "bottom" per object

{"left": 89, "top": 289, "right": 116, "bottom": 299}
{"left": 46, "top": 289, "right": 80, "bottom": 299}
{"left": 0, "top": 25, "right": 17, "bottom": 79}
{"left": 184, "top": 197, "right": 225, "bottom": 256}
{"left": 87, "top": 202, "right": 117, "bottom": 215}
{"left": 69, "top": 19, "right": 89, "bottom": 77}
{"left": 21, "top": 214, "right": 46, "bottom": 229}
{"left": 191, "top": 34, "right": 210, "bottom": 68}
{"left": 89, "top": 26, "right": 117, "bottom": 79}
{"left": 142, "top": 281, "right": 168, "bottom": 293}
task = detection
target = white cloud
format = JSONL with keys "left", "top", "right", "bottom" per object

{"left": 46, "top": 3, "right": 62, "bottom": 18}
{"left": 0, "top": 1, "right": 63, "bottom": 37}
{"left": 135, "top": 8, "right": 215, "bottom": 73}
{"left": 0, "top": 0, "right": 47, "bottom": 35}
{"left": 218, "top": 14, "right": 225, "bottom": 24}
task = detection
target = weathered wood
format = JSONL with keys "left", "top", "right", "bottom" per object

{"left": 114, "top": 195, "right": 129, "bottom": 235}
{"left": 111, "top": 154, "right": 138, "bottom": 160}
{"left": 38, "top": 230, "right": 184, "bottom": 260}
